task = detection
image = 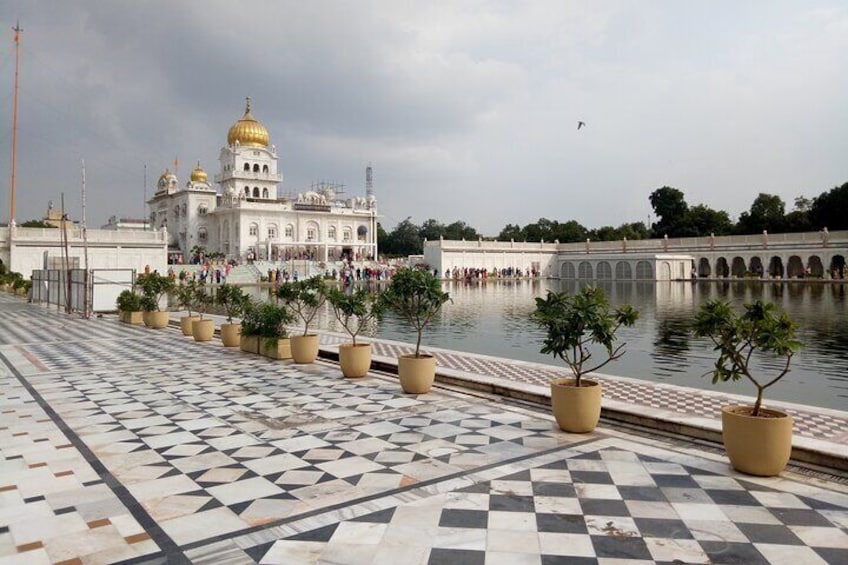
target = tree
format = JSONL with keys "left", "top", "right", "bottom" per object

{"left": 736, "top": 193, "right": 786, "bottom": 234}
{"left": 649, "top": 186, "right": 689, "bottom": 237}
{"left": 810, "top": 182, "right": 848, "bottom": 230}
{"left": 381, "top": 218, "right": 423, "bottom": 257}
{"left": 419, "top": 218, "right": 444, "bottom": 242}
{"left": 555, "top": 220, "right": 588, "bottom": 242}
{"left": 688, "top": 204, "right": 733, "bottom": 236}
{"left": 497, "top": 223, "right": 523, "bottom": 241}
{"left": 443, "top": 220, "right": 478, "bottom": 241}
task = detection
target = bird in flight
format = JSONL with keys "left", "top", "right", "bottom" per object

{"left": 577, "top": 121, "right": 586, "bottom": 130}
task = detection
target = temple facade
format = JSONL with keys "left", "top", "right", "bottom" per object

{"left": 147, "top": 99, "right": 378, "bottom": 263}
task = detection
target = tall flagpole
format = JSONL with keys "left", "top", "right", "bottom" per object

{"left": 9, "top": 21, "right": 22, "bottom": 226}
{"left": 81, "top": 159, "right": 90, "bottom": 318}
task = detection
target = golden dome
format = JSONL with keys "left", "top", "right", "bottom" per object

{"left": 227, "top": 97, "right": 269, "bottom": 148}
{"left": 190, "top": 162, "right": 207, "bottom": 183}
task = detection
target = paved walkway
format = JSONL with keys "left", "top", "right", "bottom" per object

{"left": 1, "top": 295, "right": 847, "bottom": 564}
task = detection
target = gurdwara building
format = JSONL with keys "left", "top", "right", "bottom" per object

{"left": 147, "top": 99, "right": 378, "bottom": 264}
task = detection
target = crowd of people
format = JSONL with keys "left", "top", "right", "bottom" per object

{"left": 441, "top": 266, "right": 541, "bottom": 281}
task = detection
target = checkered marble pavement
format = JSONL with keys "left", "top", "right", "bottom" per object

{"left": 1, "top": 295, "right": 847, "bottom": 563}
{"left": 326, "top": 335, "right": 848, "bottom": 444}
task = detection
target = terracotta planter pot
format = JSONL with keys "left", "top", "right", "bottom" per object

{"left": 550, "top": 378, "right": 602, "bottom": 433}
{"left": 192, "top": 319, "right": 215, "bottom": 342}
{"left": 262, "top": 338, "right": 292, "bottom": 360}
{"left": 123, "top": 311, "right": 143, "bottom": 325}
{"left": 180, "top": 315, "right": 200, "bottom": 336}
{"left": 143, "top": 311, "right": 169, "bottom": 329}
{"left": 221, "top": 323, "right": 241, "bottom": 347}
{"left": 721, "top": 405, "right": 793, "bottom": 476}
{"left": 291, "top": 334, "right": 320, "bottom": 364}
{"left": 339, "top": 343, "right": 371, "bottom": 378}
{"left": 240, "top": 335, "right": 260, "bottom": 354}
{"left": 398, "top": 354, "right": 436, "bottom": 394}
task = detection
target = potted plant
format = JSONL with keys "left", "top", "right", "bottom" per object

{"left": 257, "top": 302, "right": 294, "bottom": 359}
{"left": 137, "top": 272, "right": 174, "bottom": 329}
{"left": 327, "top": 286, "right": 385, "bottom": 378}
{"left": 276, "top": 276, "right": 327, "bottom": 363}
{"left": 191, "top": 280, "right": 215, "bottom": 342}
{"left": 239, "top": 298, "right": 262, "bottom": 354}
{"left": 173, "top": 279, "right": 200, "bottom": 336}
{"left": 693, "top": 299, "right": 801, "bottom": 476}
{"left": 380, "top": 267, "right": 450, "bottom": 394}
{"left": 532, "top": 286, "right": 638, "bottom": 433}
{"left": 116, "top": 289, "right": 144, "bottom": 324}
{"left": 216, "top": 284, "right": 249, "bottom": 347}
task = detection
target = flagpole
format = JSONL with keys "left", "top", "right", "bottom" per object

{"left": 9, "top": 21, "right": 22, "bottom": 226}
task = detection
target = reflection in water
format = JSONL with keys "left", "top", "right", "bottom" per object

{"left": 245, "top": 279, "right": 848, "bottom": 411}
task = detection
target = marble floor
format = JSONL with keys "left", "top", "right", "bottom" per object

{"left": 1, "top": 294, "right": 847, "bottom": 564}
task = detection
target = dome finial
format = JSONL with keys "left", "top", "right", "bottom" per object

{"left": 245, "top": 96, "right": 251, "bottom": 114}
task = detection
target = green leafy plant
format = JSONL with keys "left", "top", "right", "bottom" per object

{"left": 380, "top": 267, "right": 450, "bottom": 357}
{"left": 327, "top": 287, "right": 385, "bottom": 346}
{"left": 136, "top": 272, "right": 175, "bottom": 312}
{"left": 239, "top": 298, "right": 261, "bottom": 337}
{"left": 116, "top": 289, "right": 143, "bottom": 312}
{"left": 192, "top": 280, "right": 213, "bottom": 319}
{"left": 173, "top": 279, "right": 198, "bottom": 317}
{"left": 693, "top": 300, "right": 801, "bottom": 416}
{"left": 532, "top": 286, "right": 639, "bottom": 386}
{"left": 256, "top": 302, "right": 294, "bottom": 351}
{"left": 216, "top": 284, "right": 249, "bottom": 324}
{"left": 276, "top": 275, "right": 327, "bottom": 336}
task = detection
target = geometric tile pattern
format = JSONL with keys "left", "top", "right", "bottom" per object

{"left": 356, "top": 336, "right": 848, "bottom": 443}
{"left": 1, "top": 294, "right": 847, "bottom": 564}
{"left": 245, "top": 444, "right": 848, "bottom": 565}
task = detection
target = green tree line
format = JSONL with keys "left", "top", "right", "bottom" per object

{"left": 378, "top": 180, "right": 848, "bottom": 257}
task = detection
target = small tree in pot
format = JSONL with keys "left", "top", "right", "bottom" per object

{"left": 216, "top": 284, "right": 249, "bottom": 347}
{"left": 257, "top": 302, "right": 295, "bottom": 360}
{"left": 327, "top": 286, "right": 385, "bottom": 377}
{"left": 173, "top": 279, "right": 200, "bottom": 335}
{"left": 191, "top": 281, "right": 215, "bottom": 341}
{"left": 116, "top": 289, "right": 144, "bottom": 324}
{"left": 136, "top": 272, "right": 174, "bottom": 329}
{"left": 276, "top": 276, "right": 327, "bottom": 363}
{"left": 380, "top": 267, "right": 450, "bottom": 393}
{"left": 693, "top": 299, "right": 801, "bottom": 476}
{"left": 533, "top": 286, "right": 638, "bottom": 433}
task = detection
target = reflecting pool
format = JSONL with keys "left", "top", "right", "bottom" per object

{"left": 251, "top": 279, "right": 848, "bottom": 411}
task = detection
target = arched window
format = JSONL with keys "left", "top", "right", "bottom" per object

{"left": 253, "top": 187, "right": 259, "bottom": 198}
{"left": 244, "top": 186, "right": 250, "bottom": 196}
{"left": 597, "top": 261, "right": 612, "bottom": 279}
{"left": 243, "top": 163, "right": 250, "bottom": 172}
{"left": 731, "top": 257, "right": 746, "bottom": 277}
{"left": 249, "top": 223, "right": 258, "bottom": 237}
{"left": 262, "top": 188, "right": 269, "bottom": 198}
{"left": 198, "top": 228, "right": 208, "bottom": 243}
{"left": 343, "top": 227, "right": 353, "bottom": 242}
{"left": 561, "top": 262, "right": 576, "bottom": 279}
{"left": 357, "top": 225, "right": 368, "bottom": 241}
{"left": 253, "top": 164, "right": 260, "bottom": 173}
{"left": 198, "top": 205, "right": 208, "bottom": 216}
{"left": 262, "top": 164, "right": 269, "bottom": 173}
{"left": 328, "top": 226, "right": 337, "bottom": 241}
{"left": 285, "top": 224, "right": 294, "bottom": 238}
{"left": 615, "top": 262, "right": 632, "bottom": 279}
{"left": 578, "top": 261, "right": 593, "bottom": 279}
{"left": 267, "top": 224, "right": 277, "bottom": 239}
{"left": 635, "top": 261, "right": 653, "bottom": 280}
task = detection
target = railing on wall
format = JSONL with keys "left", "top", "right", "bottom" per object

{"left": 30, "top": 268, "right": 136, "bottom": 314}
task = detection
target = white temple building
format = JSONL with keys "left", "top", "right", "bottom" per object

{"left": 147, "top": 98, "right": 378, "bottom": 264}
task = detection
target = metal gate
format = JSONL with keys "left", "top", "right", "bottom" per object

{"left": 30, "top": 268, "right": 136, "bottom": 314}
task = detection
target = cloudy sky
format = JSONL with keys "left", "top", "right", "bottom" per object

{"left": 0, "top": 1, "right": 846, "bottom": 235}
